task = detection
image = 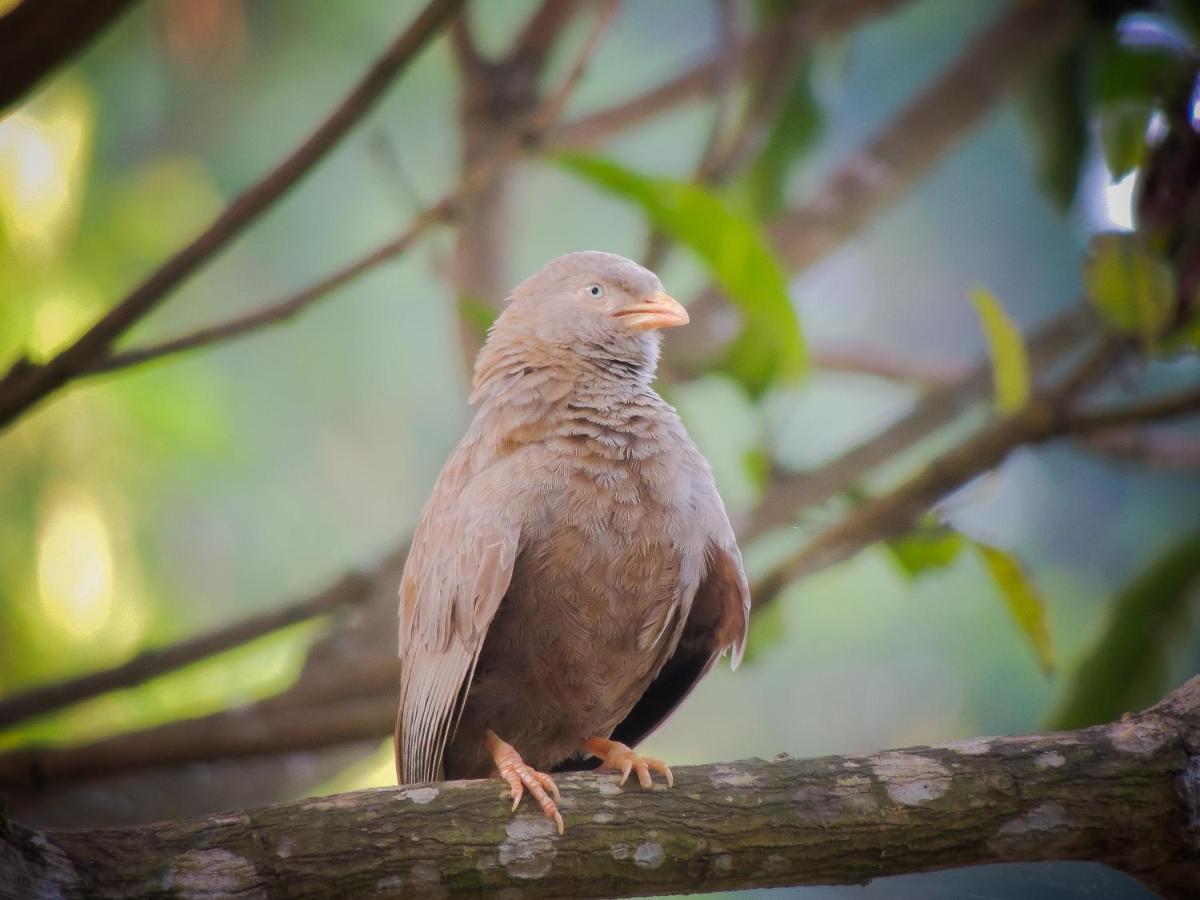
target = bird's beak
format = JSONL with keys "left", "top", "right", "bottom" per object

{"left": 612, "top": 292, "right": 690, "bottom": 332}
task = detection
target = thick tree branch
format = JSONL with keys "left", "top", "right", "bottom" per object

{"left": 4, "top": 677, "right": 1199, "bottom": 899}
{"left": 0, "top": 0, "right": 140, "bottom": 112}
{"left": 0, "top": 0, "right": 464, "bottom": 431}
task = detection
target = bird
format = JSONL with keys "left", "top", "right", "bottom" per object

{"left": 395, "top": 251, "right": 750, "bottom": 832}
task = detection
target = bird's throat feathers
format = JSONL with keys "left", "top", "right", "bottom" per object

{"left": 470, "top": 313, "right": 661, "bottom": 408}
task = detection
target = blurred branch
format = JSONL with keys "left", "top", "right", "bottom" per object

{"left": 809, "top": 343, "right": 968, "bottom": 387}
{"left": 0, "top": 0, "right": 905, "bottom": 395}
{"left": 44, "top": 2, "right": 622, "bottom": 380}
{"left": 90, "top": 204, "right": 453, "bottom": 374}
{"left": 752, "top": 340, "right": 1125, "bottom": 606}
{"left": 1079, "top": 428, "right": 1200, "bottom": 471}
{"left": 450, "top": 0, "right": 604, "bottom": 364}
{"left": 670, "top": 0, "right": 1089, "bottom": 370}
{"left": 547, "top": 0, "right": 911, "bottom": 149}
{"left": 1065, "top": 385, "right": 1200, "bottom": 433}
{"left": 769, "top": 0, "right": 1084, "bottom": 273}
{"left": 745, "top": 306, "right": 1094, "bottom": 538}
{"left": 0, "top": 572, "right": 374, "bottom": 733}
{"left": 0, "top": 694, "right": 397, "bottom": 787}
{"left": 641, "top": 0, "right": 743, "bottom": 270}
{"left": 0, "top": 0, "right": 139, "bottom": 112}
{"left": 0, "top": 0, "right": 464, "bottom": 432}
{"left": 510, "top": 0, "right": 590, "bottom": 68}
{"left": 5, "top": 677, "right": 1200, "bottom": 898}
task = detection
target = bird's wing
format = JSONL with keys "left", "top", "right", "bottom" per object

{"left": 395, "top": 446, "right": 524, "bottom": 785}
{"left": 606, "top": 537, "right": 749, "bottom": 750}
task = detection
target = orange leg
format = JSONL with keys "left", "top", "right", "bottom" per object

{"left": 485, "top": 729, "right": 564, "bottom": 834}
{"left": 583, "top": 737, "right": 674, "bottom": 789}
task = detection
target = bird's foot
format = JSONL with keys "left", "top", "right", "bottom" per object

{"left": 583, "top": 737, "right": 674, "bottom": 789}
{"left": 485, "top": 729, "right": 564, "bottom": 834}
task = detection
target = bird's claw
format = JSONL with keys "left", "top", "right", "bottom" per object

{"left": 488, "top": 731, "right": 564, "bottom": 833}
{"left": 586, "top": 737, "right": 673, "bottom": 789}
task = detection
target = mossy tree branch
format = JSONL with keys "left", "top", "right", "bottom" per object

{"left": 4, "top": 677, "right": 1199, "bottom": 899}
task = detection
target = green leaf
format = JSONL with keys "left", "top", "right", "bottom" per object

{"left": 558, "top": 154, "right": 806, "bottom": 395}
{"left": 888, "top": 526, "right": 965, "bottom": 578}
{"left": 1098, "top": 100, "right": 1153, "bottom": 180}
{"left": 1047, "top": 533, "right": 1200, "bottom": 730}
{"left": 1090, "top": 31, "right": 1188, "bottom": 107}
{"left": 1083, "top": 232, "right": 1176, "bottom": 339}
{"left": 1020, "top": 46, "right": 1088, "bottom": 211}
{"left": 458, "top": 294, "right": 498, "bottom": 340}
{"left": 974, "top": 543, "right": 1055, "bottom": 677}
{"left": 743, "top": 61, "right": 824, "bottom": 219}
{"left": 970, "top": 286, "right": 1031, "bottom": 414}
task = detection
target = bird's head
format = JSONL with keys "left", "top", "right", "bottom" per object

{"left": 473, "top": 251, "right": 687, "bottom": 397}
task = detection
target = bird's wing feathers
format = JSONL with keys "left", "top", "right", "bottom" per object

{"left": 611, "top": 541, "right": 748, "bottom": 750}
{"left": 395, "top": 447, "right": 524, "bottom": 784}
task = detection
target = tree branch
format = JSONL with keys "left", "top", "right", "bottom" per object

{"left": 745, "top": 306, "right": 1093, "bottom": 539}
{"left": 0, "top": 571, "right": 373, "bottom": 731}
{"left": 0, "top": 0, "right": 140, "bottom": 112}
{"left": 0, "top": 0, "right": 464, "bottom": 432}
{"left": 88, "top": 203, "right": 453, "bottom": 375}
{"left": 548, "top": 0, "right": 912, "bottom": 149}
{"left": 668, "top": 0, "right": 1089, "bottom": 370}
{"left": 1065, "top": 385, "right": 1200, "bottom": 434}
{"left": 4, "top": 676, "right": 1198, "bottom": 899}
{"left": 768, "top": 0, "right": 1085, "bottom": 273}
{"left": 753, "top": 339, "right": 1125, "bottom": 606}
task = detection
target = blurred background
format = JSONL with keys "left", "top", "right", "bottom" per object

{"left": 2, "top": 1, "right": 1200, "bottom": 897}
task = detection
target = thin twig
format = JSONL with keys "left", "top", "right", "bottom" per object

{"left": 667, "top": 0, "right": 1088, "bottom": 371}
{"left": 529, "top": 0, "right": 621, "bottom": 135}
{"left": 769, "top": 0, "right": 1085, "bottom": 273}
{"left": 0, "top": 0, "right": 464, "bottom": 432}
{"left": 92, "top": 3, "right": 620, "bottom": 379}
{"left": 0, "top": 572, "right": 374, "bottom": 732}
{"left": 91, "top": 203, "right": 453, "bottom": 374}
{"left": 1079, "top": 428, "right": 1200, "bottom": 471}
{"left": 809, "top": 344, "right": 968, "bottom": 387}
{"left": 752, "top": 339, "right": 1124, "bottom": 608}
{"left": 745, "top": 306, "right": 1094, "bottom": 539}
{"left": 548, "top": 0, "right": 912, "bottom": 149}
{"left": 1066, "top": 385, "right": 1200, "bottom": 434}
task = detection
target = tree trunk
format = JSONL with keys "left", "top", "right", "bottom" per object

{"left": 4, "top": 677, "right": 1199, "bottom": 899}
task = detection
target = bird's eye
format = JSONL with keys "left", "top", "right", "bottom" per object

{"left": 586, "top": 283, "right": 604, "bottom": 299}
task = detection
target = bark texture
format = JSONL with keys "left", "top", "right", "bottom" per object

{"left": 3, "top": 677, "right": 1199, "bottom": 899}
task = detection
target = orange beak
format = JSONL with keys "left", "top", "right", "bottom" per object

{"left": 611, "top": 292, "right": 689, "bottom": 332}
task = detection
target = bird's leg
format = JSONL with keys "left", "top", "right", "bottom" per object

{"left": 484, "top": 729, "right": 564, "bottom": 834}
{"left": 583, "top": 737, "right": 674, "bottom": 789}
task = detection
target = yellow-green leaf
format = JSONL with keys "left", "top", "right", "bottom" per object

{"left": 1083, "top": 232, "right": 1176, "bottom": 339}
{"left": 889, "top": 527, "right": 965, "bottom": 578}
{"left": 975, "top": 543, "right": 1055, "bottom": 677}
{"left": 970, "top": 286, "right": 1031, "bottom": 414}
{"left": 557, "top": 154, "right": 806, "bottom": 395}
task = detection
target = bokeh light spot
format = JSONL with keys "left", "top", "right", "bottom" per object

{"left": 36, "top": 486, "right": 115, "bottom": 640}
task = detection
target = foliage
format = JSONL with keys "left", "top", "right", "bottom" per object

{"left": 1048, "top": 533, "right": 1200, "bottom": 730}
{"left": 969, "top": 286, "right": 1031, "bottom": 414}
{"left": 557, "top": 153, "right": 805, "bottom": 395}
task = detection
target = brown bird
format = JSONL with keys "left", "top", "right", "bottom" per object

{"left": 395, "top": 251, "right": 749, "bottom": 832}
